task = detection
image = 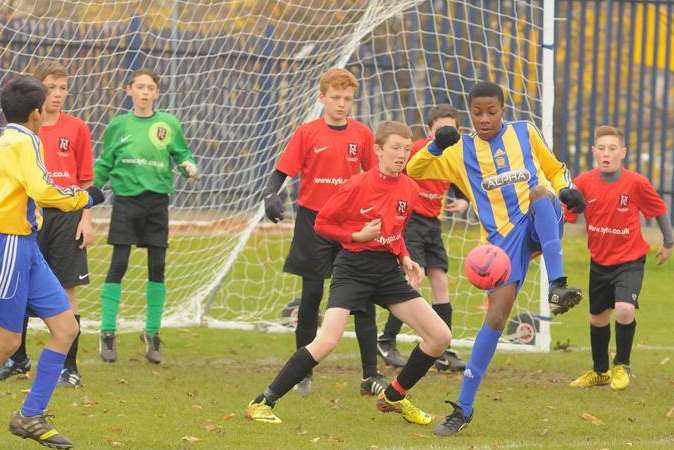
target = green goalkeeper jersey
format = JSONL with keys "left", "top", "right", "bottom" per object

{"left": 94, "top": 111, "right": 196, "bottom": 196}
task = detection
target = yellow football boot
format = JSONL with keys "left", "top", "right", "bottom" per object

{"left": 376, "top": 392, "right": 432, "bottom": 425}
{"left": 610, "top": 365, "right": 631, "bottom": 391}
{"left": 569, "top": 369, "right": 610, "bottom": 388}
{"left": 245, "top": 399, "right": 282, "bottom": 424}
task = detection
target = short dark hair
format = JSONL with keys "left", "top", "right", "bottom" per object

{"left": 1, "top": 76, "right": 46, "bottom": 123}
{"left": 427, "top": 104, "right": 460, "bottom": 129}
{"left": 469, "top": 81, "right": 504, "bottom": 107}
{"left": 127, "top": 68, "right": 160, "bottom": 87}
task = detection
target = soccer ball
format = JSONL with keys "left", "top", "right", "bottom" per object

{"left": 464, "top": 244, "right": 511, "bottom": 290}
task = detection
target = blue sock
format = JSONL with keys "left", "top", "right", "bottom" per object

{"left": 457, "top": 323, "right": 501, "bottom": 416}
{"left": 21, "top": 348, "right": 66, "bottom": 417}
{"left": 531, "top": 197, "right": 564, "bottom": 283}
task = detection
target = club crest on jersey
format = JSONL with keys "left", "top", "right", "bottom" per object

{"left": 156, "top": 126, "right": 168, "bottom": 141}
{"left": 494, "top": 149, "right": 506, "bottom": 168}
{"left": 618, "top": 193, "right": 630, "bottom": 212}
{"left": 58, "top": 137, "right": 70, "bottom": 152}
{"left": 148, "top": 122, "right": 172, "bottom": 149}
{"left": 397, "top": 200, "right": 407, "bottom": 215}
{"left": 346, "top": 143, "right": 359, "bottom": 161}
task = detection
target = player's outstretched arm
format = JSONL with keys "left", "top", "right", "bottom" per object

{"left": 169, "top": 118, "right": 199, "bottom": 179}
{"left": 406, "top": 126, "right": 459, "bottom": 182}
{"left": 18, "top": 140, "right": 91, "bottom": 211}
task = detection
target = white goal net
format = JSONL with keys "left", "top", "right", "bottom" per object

{"left": 0, "top": 0, "right": 553, "bottom": 350}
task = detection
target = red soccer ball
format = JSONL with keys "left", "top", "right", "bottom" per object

{"left": 464, "top": 244, "right": 512, "bottom": 290}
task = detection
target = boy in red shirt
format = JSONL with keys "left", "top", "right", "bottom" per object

{"left": 566, "top": 125, "right": 672, "bottom": 390}
{"left": 378, "top": 105, "right": 468, "bottom": 372}
{"left": 247, "top": 121, "right": 451, "bottom": 425}
{"left": 0, "top": 61, "right": 94, "bottom": 388}
{"left": 263, "top": 68, "right": 383, "bottom": 396}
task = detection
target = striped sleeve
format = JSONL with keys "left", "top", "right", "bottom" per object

{"left": 528, "top": 122, "right": 572, "bottom": 194}
{"left": 16, "top": 132, "right": 89, "bottom": 211}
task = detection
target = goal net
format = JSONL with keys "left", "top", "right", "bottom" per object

{"left": 0, "top": 0, "right": 552, "bottom": 350}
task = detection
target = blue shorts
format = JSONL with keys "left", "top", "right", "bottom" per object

{"left": 491, "top": 197, "right": 564, "bottom": 291}
{"left": 0, "top": 233, "right": 70, "bottom": 333}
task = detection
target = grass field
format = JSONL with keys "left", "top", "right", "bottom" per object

{"left": 1, "top": 233, "right": 673, "bottom": 449}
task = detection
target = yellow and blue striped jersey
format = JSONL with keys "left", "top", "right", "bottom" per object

{"left": 407, "top": 121, "right": 572, "bottom": 244}
{"left": 0, "top": 124, "right": 89, "bottom": 235}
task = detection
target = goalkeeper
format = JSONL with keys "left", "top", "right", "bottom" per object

{"left": 407, "top": 81, "right": 584, "bottom": 436}
{"left": 94, "top": 69, "right": 198, "bottom": 365}
{"left": 0, "top": 76, "right": 104, "bottom": 449}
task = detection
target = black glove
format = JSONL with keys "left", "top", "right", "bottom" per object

{"left": 85, "top": 185, "right": 105, "bottom": 208}
{"left": 428, "top": 126, "right": 461, "bottom": 156}
{"left": 264, "top": 192, "right": 284, "bottom": 223}
{"left": 559, "top": 187, "right": 586, "bottom": 214}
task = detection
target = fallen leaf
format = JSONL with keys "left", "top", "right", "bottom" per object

{"left": 660, "top": 357, "right": 670, "bottom": 365}
{"left": 117, "top": 378, "right": 128, "bottom": 385}
{"left": 311, "top": 437, "right": 320, "bottom": 443}
{"left": 181, "top": 436, "right": 200, "bottom": 443}
{"left": 222, "top": 413, "right": 235, "bottom": 421}
{"left": 581, "top": 412, "right": 604, "bottom": 425}
{"left": 111, "top": 442, "right": 123, "bottom": 447}
{"left": 192, "top": 404, "right": 203, "bottom": 410}
{"left": 666, "top": 407, "right": 674, "bottom": 418}
{"left": 539, "top": 428, "right": 549, "bottom": 436}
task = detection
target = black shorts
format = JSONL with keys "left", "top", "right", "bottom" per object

{"left": 327, "top": 250, "right": 421, "bottom": 314}
{"left": 589, "top": 256, "right": 645, "bottom": 315}
{"left": 403, "top": 212, "right": 448, "bottom": 272}
{"left": 283, "top": 206, "right": 341, "bottom": 279}
{"left": 38, "top": 208, "right": 89, "bottom": 289}
{"left": 108, "top": 192, "right": 169, "bottom": 248}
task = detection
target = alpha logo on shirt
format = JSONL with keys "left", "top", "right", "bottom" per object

{"left": 149, "top": 122, "right": 173, "bottom": 149}
{"left": 618, "top": 193, "right": 630, "bottom": 212}
{"left": 58, "top": 137, "right": 70, "bottom": 153}
{"left": 481, "top": 169, "right": 531, "bottom": 191}
{"left": 346, "top": 143, "right": 359, "bottom": 162}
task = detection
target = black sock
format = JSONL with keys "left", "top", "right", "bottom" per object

{"left": 354, "top": 305, "right": 378, "bottom": 378}
{"left": 432, "top": 303, "right": 453, "bottom": 331}
{"left": 65, "top": 315, "right": 81, "bottom": 371}
{"left": 11, "top": 316, "right": 29, "bottom": 363}
{"left": 384, "top": 345, "right": 437, "bottom": 401}
{"left": 380, "top": 312, "right": 403, "bottom": 343}
{"left": 614, "top": 320, "right": 636, "bottom": 366}
{"left": 264, "top": 347, "right": 319, "bottom": 404}
{"left": 590, "top": 324, "right": 610, "bottom": 373}
{"left": 295, "top": 278, "right": 323, "bottom": 350}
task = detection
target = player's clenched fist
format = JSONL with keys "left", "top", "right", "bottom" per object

{"left": 428, "top": 126, "right": 460, "bottom": 156}
{"left": 559, "top": 187, "right": 586, "bottom": 214}
{"left": 352, "top": 218, "right": 381, "bottom": 242}
{"left": 264, "top": 192, "right": 284, "bottom": 223}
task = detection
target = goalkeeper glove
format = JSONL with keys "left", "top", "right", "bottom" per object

{"left": 85, "top": 185, "right": 105, "bottom": 208}
{"left": 428, "top": 126, "right": 460, "bottom": 156}
{"left": 264, "top": 192, "right": 284, "bottom": 223}
{"left": 180, "top": 161, "right": 199, "bottom": 179}
{"left": 559, "top": 187, "right": 586, "bottom": 214}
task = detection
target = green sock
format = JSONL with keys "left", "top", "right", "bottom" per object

{"left": 146, "top": 282, "right": 166, "bottom": 336}
{"left": 100, "top": 282, "right": 122, "bottom": 332}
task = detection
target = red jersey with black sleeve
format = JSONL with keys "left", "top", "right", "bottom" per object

{"left": 275, "top": 117, "right": 376, "bottom": 212}
{"left": 314, "top": 169, "right": 419, "bottom": 260}
{"left": 407, "top": 137, "right": 452, "bottom": 218}
{"left": 39, "top": 113, "right": 94, "bottom": 188}
{"left": 565, "top": 168, "right": 667, "bottom": 265}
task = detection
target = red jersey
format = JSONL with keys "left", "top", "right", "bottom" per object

{"left": 565, "top": 168, "right": 667, "bottom": 265}
{"left": 39, "top": 113, "right": 94, "bottom": 188}
{"left": 314, "top": 169, "right": 419, "bottom": 260}
{"left": 406, "top": 137, "right": 452, "bottom": 218}
{"left": 276, "top": 117, "right": 376, "bottom": 212}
